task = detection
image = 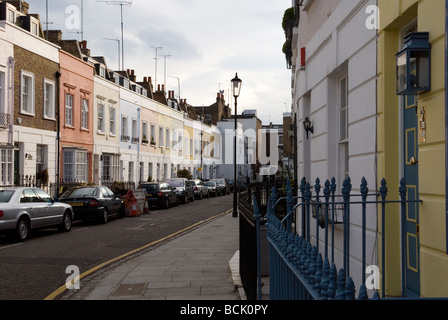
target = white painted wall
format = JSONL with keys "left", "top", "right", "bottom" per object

{"left": 291, "top": 0, "right": 378, "bottom": 294}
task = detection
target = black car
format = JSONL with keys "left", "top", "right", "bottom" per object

{"left": 227, "top": 179, "right": 247, "bottom": 192}
{"left": 166, "top": 178, "right": 194, "bottom": 204}
{"left": 60, "top": 186, "right": 125, "bottom": 224}
{"left": 138, "top": 182, "right": 178, "bottom": 209}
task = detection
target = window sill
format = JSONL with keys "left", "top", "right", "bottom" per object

{"left": 19, "top": 111, "right": 35, "bottom": 117}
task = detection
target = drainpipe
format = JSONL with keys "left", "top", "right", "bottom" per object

{"left": 56, "top": 71, "right": 61, "bottom": 197}
{"left": 445, "top": 0, "right": 448, "bottom": 254}
{"left": 7, "top": 57, "right": 15, "bottom": 147}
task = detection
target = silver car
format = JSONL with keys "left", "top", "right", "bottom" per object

{"left": 189, "top": 179, "right": 209, "bottom": 199}
{"left": 0, "top": 187, "right": 74, "bottom": 241}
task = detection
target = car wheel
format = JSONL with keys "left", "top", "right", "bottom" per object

{"left": 175, "top": 196, "right": 179, "bottom": 206}
{"left": 207, "top": 191, "right": 210, "bottom": 198}
{"left": 59, "top": 211, "right": 72, "bottom": 232}
{"left": 15, "top": 217, "right": 30, "bottom": 242}
{"left": 164, "top": 197, "right": 170, "bottom": 209}
{"left": 190, "top": 193, "right": 195, "bottom": 202}
{"left": 184, "top": 194, "right": 188, "bottom": 204}
{"left": 119, "top": 204, "right": 126, "bottom": 219}
{"left": 100, "top": 208, "right": 108, "bottom": 224}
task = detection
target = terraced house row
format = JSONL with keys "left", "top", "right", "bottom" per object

{"left": 0, "top": 1, "right": 236, "bottom": 190}
{"left": 283, "top": 0, "right": 448, "bottom": 298}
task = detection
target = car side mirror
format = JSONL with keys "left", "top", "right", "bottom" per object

{"left": 172, "top": 187, "right": 177, "bottom": 190}
{"left": 52, "top": 197, "right": 59, "bottom": 203}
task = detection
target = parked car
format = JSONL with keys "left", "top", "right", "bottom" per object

{"left": 166, "top": 178, "right": 194, "bottom": 204}
{"left": 189, "top": 179, "right": 209, "bottom": 199}
{"left": 0, "top": 187, "right": 74, "bottom": 241}
{"left": 60, "top": 186, "right": 125, "bottom": 224}
{"left": 138, "top": 182, "right": 178, "bottom": 209}
{"left": 204, "top": 181, "right": 219, "bottom": 197}
{"left": 210, "top": 178, "right": 230, "bottom": 195}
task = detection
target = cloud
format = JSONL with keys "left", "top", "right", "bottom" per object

{"left": 27, "top": 0, "right": 293, "bottom": 124}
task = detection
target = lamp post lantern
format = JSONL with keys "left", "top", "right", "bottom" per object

{"left": 231, "top": 73, "right": 242, "bottom": 218}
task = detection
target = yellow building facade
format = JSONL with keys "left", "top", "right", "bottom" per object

{"left": 378, "top": 0, "right": 448, "bottom": 297}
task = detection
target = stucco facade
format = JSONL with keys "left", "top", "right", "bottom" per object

{"left": 291, "top": 0, "right": 378, "bottom": 294}
{"left": 377, "top": 0, "right": 448, "bottom": 298}
{"left": 59, "top": 50, "right": 94, "bottom": 183}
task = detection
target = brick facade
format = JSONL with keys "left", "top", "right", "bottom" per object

{"left": 13, "top": 45, "right": 59, "bottom": 132}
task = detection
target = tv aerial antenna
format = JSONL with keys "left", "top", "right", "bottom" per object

{"left": 96, "top": 1, "right": 132, "bottom": 70}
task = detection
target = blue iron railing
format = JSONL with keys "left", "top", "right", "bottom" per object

{"left": 254, "top": 176, "right": 421, "bottom": 300}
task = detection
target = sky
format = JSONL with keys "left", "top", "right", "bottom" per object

{"left": 27, "top": 0, "right": 293, "bottom": 125}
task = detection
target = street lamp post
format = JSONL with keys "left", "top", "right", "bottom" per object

{"left": 231, "top": 73, "right": 242, "bottom": 218}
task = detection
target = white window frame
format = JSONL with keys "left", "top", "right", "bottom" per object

{"left": 102, "top": 154, "right": 120, "bottom": 182}
{"left": 20, "top": 71, "right": 35, "bottom": 116}
{"left": 0, "top": 72, "right": 4, "bottom": 115}
{"left": 63, "top": 149, "right": 88, "bottom": 182}
{"left": 338, "top": 75, "right": 349, "bottom": 180}
{"left": 97, "top": 102, "right": 105, "bottom": 133}
{"left": 178, "top": 132, "right": 183, "bottom": 152}
{"left": 142, "top": 121, "right": 148, "bottom": 143}
{"left": 121, "top": 115, "right": 129, "bottom": 141}
{"left": 31, "top": 21, "right": 39, "bottom": 36}
{"left": 7, "top": 8, "right": 15, "bottom": 24}
{"left": 65, "top": 93, "right": 73, "bottom": 126}
{"left": 109, "top": 104, "right": 116, "bottom": 136}
{"left": 0, "top": 149, "right": 12, "bottom": 184}
{"left": 150, "top": 123, "right": 156, "bottom": 145}
{"left": 43, "top": 79, "right": 55, "bottom": 120}
{"left": 81, "top": 98, "right": 89, "bottom": 130}
{"left": 173, "top": 130, "right": 178, "bottom": 150}
{"left": 36, "top": 144, "right": 47, "bottom": 174}
{"left": 165, "top": 128, "right": 170, "bottom": 149}
{"left": 159, "top": 126, "right": 164, "bottom": 147}
{"left": 132, "top": 118, "right": 138, "bottom": 143}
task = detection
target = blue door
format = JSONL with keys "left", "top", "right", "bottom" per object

{"left": 403, "top": 94, "right": 420, "bottom": 296}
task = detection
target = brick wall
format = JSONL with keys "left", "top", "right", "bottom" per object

{"left": 14, "top": 45, "right": 59, "bottom": 132}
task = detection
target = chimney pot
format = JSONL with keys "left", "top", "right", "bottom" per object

{"left": 158, "top": 85, "right": 161, "bottom": 91}
{"left": 144, "top": 77, "right": 147, "bottom": 82}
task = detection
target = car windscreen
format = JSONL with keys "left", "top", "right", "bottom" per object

{"left": 166, "top": 179, "right": 184, "bottom": 187}
{"left": 62, "top": 187, "right": 97, "bottom": 198}
{"left": 0, "top": 190, "right": 14, "bottom": 203}
{"left": 140, "top": 184, "right": 158, "bottom": 191}
{"left": 204, "top": 182, "right": 215, "bottom": 186}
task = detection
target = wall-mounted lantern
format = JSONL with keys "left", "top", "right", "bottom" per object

{"left": 396, "top": 32, "right": 431, "bottom": 95}
{"left": 303, "top": 117, "right": 314, "bottom": 139}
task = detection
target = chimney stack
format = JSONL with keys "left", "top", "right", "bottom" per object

{"left": 80, "top": 40, "right": 90, "bottom": 56}
{"left": 129, "top": 69, "right": 136, "bottom": 82}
